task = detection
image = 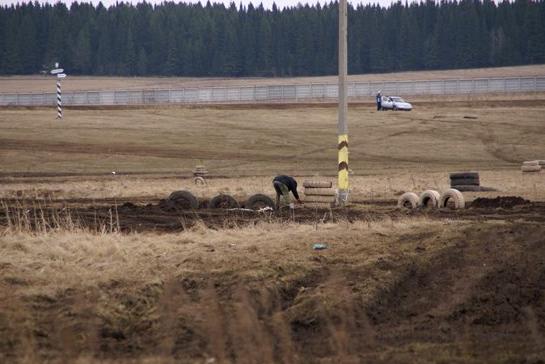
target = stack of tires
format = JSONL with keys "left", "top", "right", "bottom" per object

{"left": 449, "top": 172, "right": 480, "bottom": 192}
{"left": 303, "top": 180, "right": 335, "bottom": 208}
{"left": 398, "top": 189, "right": 465, "bottom": 210}
{"left": 192, "top": 165, "right": 209, "bottom": 185}
{"left": 521, "top": 160, "right": 544, "bottom": 173}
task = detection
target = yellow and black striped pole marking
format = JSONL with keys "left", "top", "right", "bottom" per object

{"left": 56, "top": 80, "right": 62, "bottom": 119}
{"left": 338, "top": 134, "right": 349, "bottom": 193}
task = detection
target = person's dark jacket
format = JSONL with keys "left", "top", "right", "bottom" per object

{"left": 273, "top": 175, "right": 300, "bottom": 200}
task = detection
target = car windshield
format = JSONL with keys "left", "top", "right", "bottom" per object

{"left": 390, "top": 97, "right": 404, "bottom": 102}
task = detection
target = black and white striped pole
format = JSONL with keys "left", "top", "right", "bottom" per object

{"left": 50, "top": 63, "right": 66, "bottom": 119}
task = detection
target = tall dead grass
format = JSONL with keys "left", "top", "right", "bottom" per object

{"left": 6, "top": 217, "right": 542, "bottom": 363}
{"left": 0, "top": 216, "right": 451, "bottom": 363}
{"left": 0, "top": 199, "right": 121, "bottom": 235}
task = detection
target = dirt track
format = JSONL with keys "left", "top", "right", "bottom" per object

{"left": 2, "top": 196, "right": 545, "bottom": 233}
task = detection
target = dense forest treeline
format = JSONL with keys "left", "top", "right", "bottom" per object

{"left": 0, "top": 0, "right": 544, "bottom": 77}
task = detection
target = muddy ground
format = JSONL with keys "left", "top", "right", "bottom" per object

{"left": 2, "top": 196, "right": 545, "bottom": 233}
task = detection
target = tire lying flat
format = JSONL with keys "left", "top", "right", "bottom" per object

{"left": 450, "top": 177, "right": 480, "bottom": 186}
{"left": 450, "top": 172, "right": 480, "bottom": 187}
{"left": 453, "top": 185, "right": 482, "bottom": 192}
{"left": 449, "top": 172, "right": 479, "bottom": 179}
{"left": 521, "top": 165, "right": 541, "bottom": 172}
{"left": 303, "top": 180, "right": 333, "bottom": 188}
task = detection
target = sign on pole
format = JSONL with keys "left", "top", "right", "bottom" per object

{"left": 51, "top": 63, "right": 66, "bottom": 119}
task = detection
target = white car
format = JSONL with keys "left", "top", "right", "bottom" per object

{"left": 381, "top": 96, "right": 412, "bottom": 111}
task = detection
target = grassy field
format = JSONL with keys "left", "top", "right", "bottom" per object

{"left": 1, "top": 96, "right": 545, "bottom": 202}
{"left": 1, "top": 64, "right": 544, "bottom": 93}
{"left": 1, "top": 88, "right": 545, "bottom": 363}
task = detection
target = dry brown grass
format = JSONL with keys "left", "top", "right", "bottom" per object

{"left": 1, "top": 64, "right": 544, "bottom": 93}
{"left": 2, "top": 217, "right": 545, "bottom": 362}
{"left": 0, "top": 217, "right": 440, "bottom": 296}
{"left": 0, "top": 217, "right": 458, "bottom": 363}
{"left": 1, "top": 100, "right": 544, "bottom": 176}
{"left": 1, "top": 169, "right": 545, "bottom": 203}
{"left": 1, "top": 96, "right": 545, "bottom": 201}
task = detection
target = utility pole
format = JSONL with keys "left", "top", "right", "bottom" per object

{"left": 337, "top": 0, "right": 349, "bottom": 205}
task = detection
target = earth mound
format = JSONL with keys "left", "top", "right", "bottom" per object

{"left": 471, "top": 196, "right": 530, "bottom": 209}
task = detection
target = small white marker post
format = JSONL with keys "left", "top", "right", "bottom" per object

{"left": 50, "top": 63, "right": 66, "bottom": 119}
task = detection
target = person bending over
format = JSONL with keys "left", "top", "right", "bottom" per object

{"left": 272, "top": 175, "right": 302, "bottom": 209}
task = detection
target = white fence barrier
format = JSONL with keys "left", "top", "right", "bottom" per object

{"left": 1, "top": 76, "right": 544, "bottom": 106}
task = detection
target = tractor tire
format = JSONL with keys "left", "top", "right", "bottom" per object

{"left": 246, "top": 194, "right": 275, "bottom": 210}
{"left": 521, "top": 165, "right": 541, "bottom": 172}
{"left": 418, "top": 190, "right": 441, "bottom": 209}
{"left": 439, "top": 189, "right": 465, "bottom": 209}
{"left": 168, "top": 190, "right": 199, "bottom": 210}
{"left": 397, "top": 192, "right": 419, "bottom": 210}
{"left": 208, "top": 194, "right": 240, "bottom": 209}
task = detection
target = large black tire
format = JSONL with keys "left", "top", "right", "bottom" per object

{"left": 450, "top": 177, "right": 480, "bottom": 186}
{"left": 449, "top": 172, "right": 479, "bottom": 180}
{"left": 450, "top": 172, "right": 480, "bottom": 186}
{"left": 453, "top": 185, "right": 482, "bottom": 192}
{"left": 208, "top": 194, "right": 240, "bottom": 209}
{"left": 168, "top": 190, "right": 199, "bottom": 210}
{"left": 246, "top": 194, "right": 275, "bottom": 210}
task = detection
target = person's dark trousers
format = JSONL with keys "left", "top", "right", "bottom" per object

{"left": 273, "top": 181, "right": 290, "bottom": 208}
{"left": 377, "top": 102, "right": 381, "bottom": 111}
